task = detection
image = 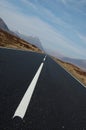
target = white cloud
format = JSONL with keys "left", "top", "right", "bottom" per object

{"left": 0, "top": 0, "right": 86, "bottom": 58}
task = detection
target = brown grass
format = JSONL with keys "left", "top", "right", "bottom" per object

{"left": 53, "top": 57, "right": 86, "bottom": 87}
{"left": 0, "top": 29, "right": 43, "bottom": 53}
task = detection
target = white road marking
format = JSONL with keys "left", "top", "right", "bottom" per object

{"left": 43, "top": 55, "right": 47, "bottom": 62}
{"left": 13, "top": 56, "right": 46, "bottom": 119}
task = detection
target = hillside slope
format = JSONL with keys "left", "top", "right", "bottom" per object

{"left": 53, "top": 57, "right": 86, "bottom": 87}
{"left": 0, "top": 29, "right": 42, "bottom": 53}
{"left": 16, "top": 32, "right": 44, "bottom": 51}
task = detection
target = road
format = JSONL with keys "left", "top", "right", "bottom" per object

{"left": 0, "top": 48, "right": 86, "bottom": 130}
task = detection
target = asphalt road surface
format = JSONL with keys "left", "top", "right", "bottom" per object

{"left": 0, "top": 48, "right": 86, "bottom": 130}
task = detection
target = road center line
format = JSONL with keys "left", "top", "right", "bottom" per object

{"left": 43, "top": 55, "right": 47, "bottom": 62}
{"left": 13, "top": 56, "right": 46, "bottom": 119}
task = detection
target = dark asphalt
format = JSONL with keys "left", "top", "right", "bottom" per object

{"left": 0, "top": 48, "right": 86, "bottom": 130}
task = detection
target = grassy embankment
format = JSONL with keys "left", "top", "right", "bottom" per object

{"left": 53, "top": 57, "right": 86, "bottom": 87}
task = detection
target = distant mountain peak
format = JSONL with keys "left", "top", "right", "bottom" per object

{"left": 15, "top": 32, "right": 44, "bottom": 51}
{"left": 0, "top": 17, "right": 9, "bottom": 31}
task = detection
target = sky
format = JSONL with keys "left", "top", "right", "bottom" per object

{"left": 0, "top": 0, "right": 86, "bottom": 59}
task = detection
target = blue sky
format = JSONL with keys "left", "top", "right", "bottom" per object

{"left": 0, "top": 0, "right": 86, "bottom": 59}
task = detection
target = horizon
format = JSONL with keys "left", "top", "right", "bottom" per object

{"left": 0, "top": 0, "right": 86, "bottom": 59}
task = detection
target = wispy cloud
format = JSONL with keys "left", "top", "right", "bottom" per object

{"left": 61, "top": 0, "right": 86, "bottom": 15}
{"left": 21, "top": 0, "right": 76, "bottom": 33}
{"left": 0, "top": 0, "right": 86, "bottom": 58}
{"left": 78, "top": 33, "right": 86, "bottom": 43}
{"left": 21, "top": 0, "right": 37, "bottom": 9}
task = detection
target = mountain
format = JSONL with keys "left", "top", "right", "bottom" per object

{"left": 0, "top": 17, "right": 42, "bottom": 53}
{"left": 61, "top": 57, "right": 86, "bottom": 71}
{"left": 0, "top": 17, "right": 19, "bottom": 37}
{"left": 16, "top": 32, "right": 44, "bottom": 51}
{"left": 1, "top": 17, "right": 86, "bottom": 71}
{"left": 0, "top": 17, "right": 9, "bottom": 32}
{"left": 0, "top": 29, "right": 42, "bottom": 53}
{"left": 0, "top": 17, "right": 44, "bottom": 52}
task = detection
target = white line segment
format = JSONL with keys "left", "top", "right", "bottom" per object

{"left": 13, "top": 56, "right": 46, "bottom": 119}
{"left": 43, "top": 55, "right": 47, "bottom": 62}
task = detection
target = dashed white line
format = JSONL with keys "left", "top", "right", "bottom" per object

{"left": 13, "top": 56, "right": 46, "bottom": 119}
{"left": 43, "top": 55, "right": 47, "bottom": 62}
